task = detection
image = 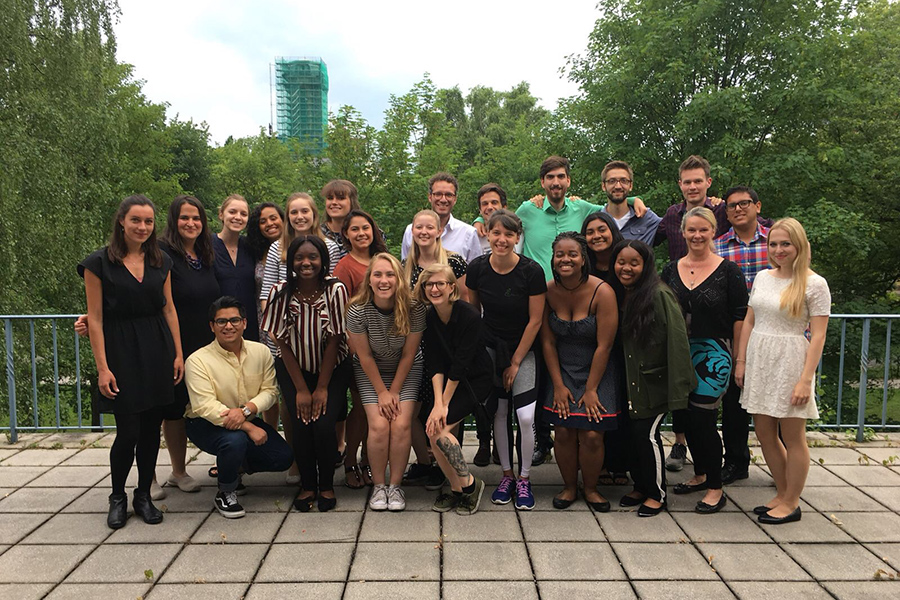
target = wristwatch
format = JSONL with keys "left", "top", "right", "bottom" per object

{"left": 240, "top": 405, "right": 253, "bottom": 418}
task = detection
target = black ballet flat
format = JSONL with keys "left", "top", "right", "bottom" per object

{"left": 758, "top": 506, "right": 801, "bottom": 525}
{"left": 753, "top": 505, "right": 773, "bottom": 516}
{"left": 673, "top": 481, "right": 709, "bottom": 494}
{"left": 695, "top": 495, "right": 727, "bottom": 514}
{"left": 552, "top": 495, "right": 576, "bottom": 510}
{"left": 588, "top": 499, "right": 611, "bottom": 513}
{"left": 619, "top": 494, "right": 644, "bottom": 508}
{"left": 317, "top": 496, "right": 337, "bottom": 512}
{"left": 638, "top": 502, "right": 667, "bottom": 517}
{"left": 293, "top": 494, "right": 316, "bottom": 513}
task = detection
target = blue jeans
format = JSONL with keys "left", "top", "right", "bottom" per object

{"left": 185, "top": 417, "right": 293, "bottom": 492}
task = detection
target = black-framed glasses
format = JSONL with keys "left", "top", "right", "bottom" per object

{"left": 425, "top": 281, "right": 450, "bottom": 290}
{"left": 213, "top": 317, "right": 244, "bottom": 327}
{"left": 726, "top": 199, "right": 757, "bottom": 212}
{"left": 604, "top": 177, "right": 632, "bottom": 186}
{"left": 430, "top": 191, "right": 457, "bottom": 200}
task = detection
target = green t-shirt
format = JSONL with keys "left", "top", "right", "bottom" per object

{"left": 516, "top": 197, "right": 602, "bottom": 280}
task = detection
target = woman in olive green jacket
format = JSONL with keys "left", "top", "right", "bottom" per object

{"left": 612, "top": 240, "right": 696, "bottom": 517}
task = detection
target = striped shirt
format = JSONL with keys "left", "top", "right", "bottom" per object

{"left": 346, "top": 301, "right": 427, "bottom": 362}
{"left": 260, "top": 278, "right": 349, "bottom": 373}
{"left": 714, "top": 225, "right": 770, "bottom": 291}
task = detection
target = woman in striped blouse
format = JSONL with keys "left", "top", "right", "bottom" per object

{"left": 260, "top": 235, "right": 351, "bottom": 513}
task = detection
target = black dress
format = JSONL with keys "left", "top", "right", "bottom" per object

{"left": 160, "top": 241, "right": 220, "bottom": 416}
{"left": 213, "top": 235, "right": 259, "bottom": 341}
{"left": 78, "top": 248, "right": 176, "bottom": 415}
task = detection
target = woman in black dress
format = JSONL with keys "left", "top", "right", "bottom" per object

{"left": 79, "top": 195, "right": 183, "bottom": 529}
{"left": 157, "top": 195, "right": 220, "bottom": 495}
{"left": 213, "top": 194, "right": 259, "bottom": 341}
{"left": 660, "top": 207, "right": 748, "bottom": 514}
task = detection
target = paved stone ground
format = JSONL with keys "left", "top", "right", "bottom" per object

{"left": 0, "top": 431, "right": 899, "bottom": 599}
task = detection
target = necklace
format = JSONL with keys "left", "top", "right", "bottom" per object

{"left": 684, "top": 254, "right": 712, "bottom": 289}
{"left": 294, "top": 287, "right": 323, "bottom": 303}
{"left": 559, "top": 278, "right": 585, "bottom": 292}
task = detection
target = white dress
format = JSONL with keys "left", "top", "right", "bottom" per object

{"left": 739, "top": 270, "right": 831, "bottom": 419}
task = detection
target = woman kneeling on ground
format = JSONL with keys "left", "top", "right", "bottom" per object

{"left": 415, "top": 263, "right": 491, "bottom": 515}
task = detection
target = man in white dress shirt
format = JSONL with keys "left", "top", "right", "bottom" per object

{"left": 401, "top": 172, "right": 482, "bottom": 263}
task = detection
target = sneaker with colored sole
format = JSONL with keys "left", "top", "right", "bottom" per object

{"left": 514, "top": 478, "right": 535, "bottom": 511}
{"left": 491, "top": 475, "right": 516, "bottom": 505}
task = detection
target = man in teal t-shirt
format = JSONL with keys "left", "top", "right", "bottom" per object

{"left": 516, "top": 156, "right": 602, "bottom": 280}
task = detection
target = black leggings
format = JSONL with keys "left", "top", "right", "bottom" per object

{"left": 686, "top": 402, "right": 723, "bottom": 489}
{"left": 110, "top": 407, "right": 165, "bottom": 496}
{"left": 275, "top": 358, "right": 351, "bottom": 493}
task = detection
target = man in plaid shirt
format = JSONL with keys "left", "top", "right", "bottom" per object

{"left": 714, "top": 186, "right": 770, "bottom": 484}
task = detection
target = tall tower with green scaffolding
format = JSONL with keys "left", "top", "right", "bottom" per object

{"left": 272, "top": 57, "right": 328, "bottom": 152}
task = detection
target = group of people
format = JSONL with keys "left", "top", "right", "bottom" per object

{"left": 79, "top": 153, "right": 830, "bottom": 531}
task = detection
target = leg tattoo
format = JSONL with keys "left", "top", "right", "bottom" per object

{"left": 437, "top": 436, "right": 470, "bottom": 479}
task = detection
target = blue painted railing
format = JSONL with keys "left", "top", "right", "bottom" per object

{"left": 2, "top": 314, "right": 899, "bottom": 443}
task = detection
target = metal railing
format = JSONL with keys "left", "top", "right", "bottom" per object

{"left": 2, "top": 313, "right": 900, "bottom": 443}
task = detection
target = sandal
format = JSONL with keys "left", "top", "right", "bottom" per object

{"left": 361, "top": 463, "right": 374, "bottom": 487}
{"left": 208, "top": 466, "right": 218, "bottom": 478}
{"left": 613, "top": 472, "right": 630, "bottom": 486}
{"left": 597, "top": 472, "right": 615, "bottom": 486}
{"left": 345, "top": 464, "right": 365, "bottom": 489}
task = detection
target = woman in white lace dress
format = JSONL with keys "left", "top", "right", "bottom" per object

{"left": 735, "top": 218, "right": 830, "bottom": 525}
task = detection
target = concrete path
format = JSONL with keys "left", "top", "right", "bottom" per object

{"left": 0, "top": 431, "right": 898, "bottom": 599}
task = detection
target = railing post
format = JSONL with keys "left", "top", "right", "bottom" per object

{"left": 4, "top": 319, "right": 16, "bottom": 443}
{"left": 882, "top": 320, "right": 892, "bottom": 428}
{"left": 856, "top": 319, "right": 871, "bottom": 443}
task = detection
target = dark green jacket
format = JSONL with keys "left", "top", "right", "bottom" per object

{"left": 621, "top": 285, "right": 696, "bottom": 419}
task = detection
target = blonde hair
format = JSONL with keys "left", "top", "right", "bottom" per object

{"left": 414, "top": 263, "right": 460, "bottom": 305}
{"left": 404, "top": 210, "right": 450, "bottom": 283}
{"left": 350, "top": 253, "right": 415, "bottom": 336}
{"left": 280, "top": 192, "right": 326, "bottom": 263}
{"left": 681, "top": 206, "right": 717, "bottom": 250}
{"left": 769, "top": 217, "right": 813, "bottom": 319}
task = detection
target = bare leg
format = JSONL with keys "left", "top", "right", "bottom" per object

{"left": 430, "top": 421, "right": 467, "bottom": 492}
{"left": 410, "top": 403, "right": 432, "bottom": 465}
{"left": 163, "top": 419, "right": 188, "bottom": 477}
{"left": 554, "top": 426, "right": 579, "bottom": 502}
{"left": 769, "top": 418, "right": 809, "bottom": 518}
{"left": 388, "top": 402, "right": 416, "bottom": 486}
{"left": 754, "top": 414, "right": 787, "bottom": 509}
{"left": 344, "top": 387, "right": 369, "bottom": 476}
{"left": 362, "top": 405, "right": 390, "bottom": 486}
{"left": 579, "top": 429, "right": 606, "bottom": 504}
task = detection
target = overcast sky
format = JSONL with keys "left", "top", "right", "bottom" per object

{"left": 114, "top": 0, "right": 600, "bottom": 144}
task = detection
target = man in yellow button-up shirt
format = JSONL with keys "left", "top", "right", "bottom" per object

{"left": 185, "top": 296, "right": 292, "bottom": 518}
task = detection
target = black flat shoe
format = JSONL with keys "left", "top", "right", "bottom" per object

{"left": 317, "top": 496, "right": 337, "bottom": 512}
{"left": 695, "top": 495, "right": 727, "bottom": 514}
{"left": 293, "top": 494, "right": 316, "bottom": 513}
{"left": 552, "top": 495, "right": 576, "bottom": 510}
{"left": 638, "top": 502, "right": 667, "bottom": 517}
{"left": 758, "top": 506, "right": 801, "bottom": 525}
{"left": 132, "top": 490, "right": 163, "bottom": 524}
{"left": 619, "top": 494, "right": 644, "bottom": 507}
{"left": 673, "top": 481, "right": 709, "bottom": 495}
{"left": 753, "top": 505, "right": 773, "bottom": 516}
{"left": 588, "top": 499, "right": 611, "bottom": 513}
{"left": 107, "top": 493, "right": 128, "bottom": 529}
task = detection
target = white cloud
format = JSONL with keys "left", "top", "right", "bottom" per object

{"left": 114, "top": 0, "right": 599, "bottom": 144}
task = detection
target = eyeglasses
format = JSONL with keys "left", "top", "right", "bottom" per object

{"left": 425, "top": 281, "right": 450, "bottom": 290}
{"left": 430, "top": 191, "right": 457, "bottom": 200}
{"left": 726, "top": 199, "right": 757, "bottom": 212}
{"left": 604, "top": 177, "right": 632, "bottom": 186}
{"left": 213, "top": 317, "right": 244, "bottom": 327}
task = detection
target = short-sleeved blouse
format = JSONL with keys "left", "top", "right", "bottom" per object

{"left": 346, "top": 301, "right": 427, "bottom": 363}
{"left": 78, "top": 247, "right": 176, "bottom": 415}
{"left": 403, "top": 252, "right": 467, "bottom": 290}
{"left": 332, "top": 254, "right": 370, "bottom": 297}
{"left": 260, "top": 239, "right": 342, "bottom": 304}
{"left": 260, "top": 278, "right": 349, "bottom": 373}
{"left": 213, "top": 235, "right": 259, "bottom": 342}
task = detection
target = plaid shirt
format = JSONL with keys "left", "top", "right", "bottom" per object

{"left": 714, "top": 225, "right": 770, "bottom": 290}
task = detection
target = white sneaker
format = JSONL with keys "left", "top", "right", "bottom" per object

{"left": 166, "top": 472, "right": 201, "bottom": 493}
{"left": 369, "top": 484, "right": 389, "bottom": 511}
{"left": 150, "top": 479, "right": 167, "bottom": 500}
{"left": 387, "top": 485, "right": 406, "bottom": 512}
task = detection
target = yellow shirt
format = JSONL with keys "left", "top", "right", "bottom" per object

{"left": 184, "top": 339, "right": 278, "bottom": 426}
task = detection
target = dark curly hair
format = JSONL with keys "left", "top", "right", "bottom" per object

{"left": 580, "top": 212, "right": 624, "bottom": 276}
{"left": 550, "top": 231, "right": 590, "bottom": 286}
{"left": 246, "top": 202, "right": 285, "bottom": 262}
{"left": 275, "top": 235, "right": 334, "bottom": 303}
